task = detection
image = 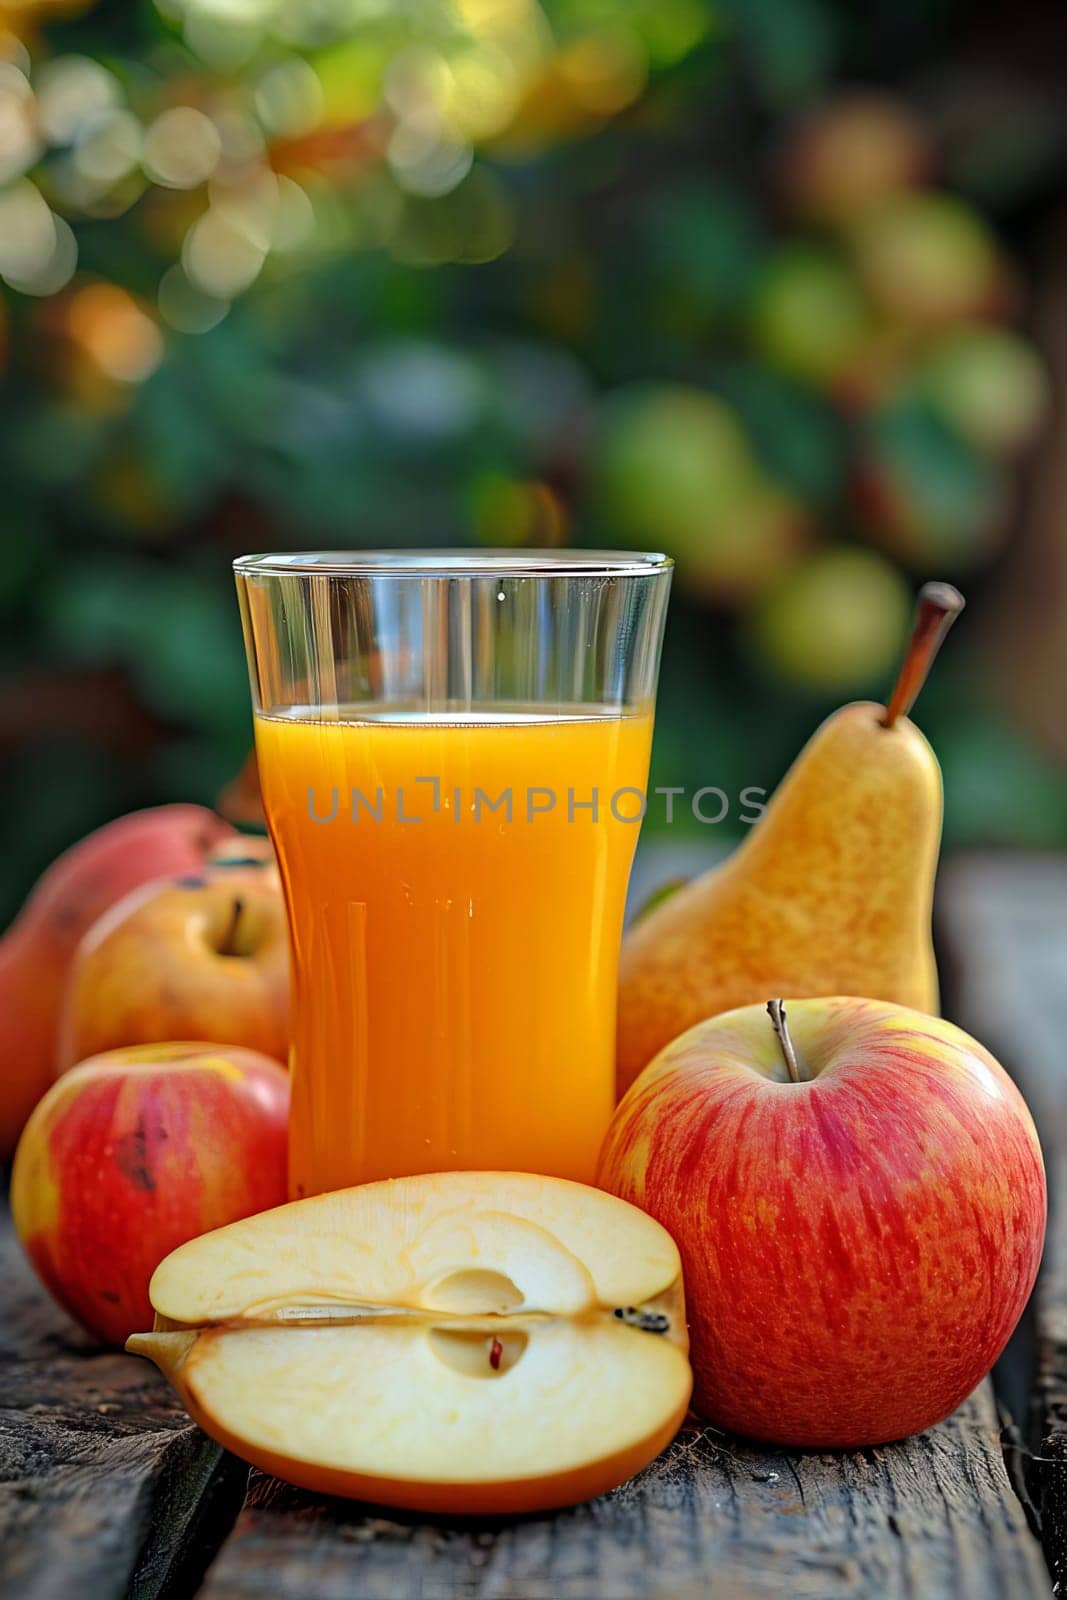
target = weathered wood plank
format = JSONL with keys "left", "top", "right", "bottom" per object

{"left": 1032, "top": 1160, "right": 1067, "bottom": 1598}
{"left": 1, "top": 852, "right": 1061, "bottom": 1600}
{"left": 0, "top": 1199, "right": 248, "bottom": 1600}
{"left": 189, "top": 852, "right": 1063, "bottom": 1600}
{"left": 197, "top": 1386, "right": 1046, "bottom": 1600}
{"left": 939, "top": 854, "right": 1067, "bottom": 1593}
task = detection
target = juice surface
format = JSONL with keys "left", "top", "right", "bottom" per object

{"left": 254, "top": 704, "right": 653, "bottom": 1197}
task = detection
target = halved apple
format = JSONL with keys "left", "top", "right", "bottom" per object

{"left": 127, "top": 1172, "right": 691, "bottom": 1514}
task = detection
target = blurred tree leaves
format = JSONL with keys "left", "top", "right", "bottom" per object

{"left": 707, "top": 360, "right": 847, "bottom": 508}
{"left": 44, "top": 557, "right": 249, "bottom": 736}
{"left": 717, "top": 0, "right": 841, "bottom": 103}
{"left": 641, "top": 181, "right": 769, "bottom": 331}
{"left": 0, "top": 0, "right": 1065, "bottom": 932}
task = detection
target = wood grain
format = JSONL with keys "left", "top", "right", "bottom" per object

{"left": 0, "top": 1206, "right": 247, "bottom": 1600}
{"left": 0, "top": 1190, "right": 1049, "bottom": 1600}
{"left": 197, "top": 1392, "right": 1046, "bottom": 1600}
{"left": 940, "top": 855, "right": 1067, "bottom": 1593}
{"left": 1, "top": 853, "right": 1063, "bottom": 1599}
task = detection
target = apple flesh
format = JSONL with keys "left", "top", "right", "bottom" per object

{"left": 12, "top": 1043, "right": 289, "bottom": 1346}
{"left": 0, "top": 805, "right": 236, "bottom": 1156}
{"left": 128, "top": 1173, "right": 692, "bottom": 1514}
{"left": 57, "top": 855, "right": 289, "bottom": 1071}
{"left": 597, "top": 997, "right": 1046, "bottom": 1448}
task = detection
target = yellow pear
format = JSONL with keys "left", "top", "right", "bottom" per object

{"left": 617, "top": 582, "right": 964, "bottom": 1096}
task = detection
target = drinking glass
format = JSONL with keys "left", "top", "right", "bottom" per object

{"left": 235, "top": 550, "right": 672, "bottom": 1199}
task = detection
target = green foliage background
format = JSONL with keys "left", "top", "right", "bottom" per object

{"left": 2, "top": 0, "right": 1066, "bottom": 922}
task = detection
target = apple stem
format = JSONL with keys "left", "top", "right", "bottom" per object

{"left": 882, "top": 581, "right": 965, "bottom": 729}
{"left": 767, "top": 999, "right": 806, "bottom": 1084}
{"left": 219, "top": 896, "right": 244, "bottom": 958}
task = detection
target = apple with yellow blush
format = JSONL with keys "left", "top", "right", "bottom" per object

{"left": 0, "top": 805, "right": 238, "bottom": 1156}
{"left": 57, "top": 854, "right": 289, "bottom": 1071}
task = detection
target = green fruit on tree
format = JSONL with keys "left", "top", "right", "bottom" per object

{"left": 849, "top": 193, "right": 1007, "bottom": 326}
{"left": 677, "top": 481, "right": 815, "bottom": 608}
{"left": 749, "top": 547, "right": 913, "bottom": 693}
{"left": 751, "top": 247, "right": 871, "bottom": 388}
{"left": 593, "top": 384, "right": 758, "bottom": 546}
{"left": 919, "top": 325, "right": 1050, "bottom": 458}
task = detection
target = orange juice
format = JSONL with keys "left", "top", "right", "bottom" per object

{"left": 254, "top": 704, "right": 654, "bottom": 1197}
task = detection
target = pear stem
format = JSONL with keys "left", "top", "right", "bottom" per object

{"left": 767, "top": 999, "right": 806, "bottom": 1084}
{"left": 882, "top": 582, "right": 965, "bottom": 729}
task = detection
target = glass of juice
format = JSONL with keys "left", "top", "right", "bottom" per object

{"left": 234, "top": 550, "right": 672, "bottom": 1199}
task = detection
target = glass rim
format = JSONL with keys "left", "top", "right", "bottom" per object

{"left": 234, "top": 549, "right": 673, "bottom": 579}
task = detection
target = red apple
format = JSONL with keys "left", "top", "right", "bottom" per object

{"left": 0, "top": 805, "right": 237, "bottom": 1157}
{"left": 11, "top": 1043, "right": 289, "bottom": 1345}
{"left": 57, "top": 855, "right": 289, "bottom": 1071}
{"left": 597, "top": 997, "right": 1046, "bottom": 1447}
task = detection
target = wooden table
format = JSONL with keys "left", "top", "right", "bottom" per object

{"left": 2, "top": 853, "right": 1065, "bottom": 1600}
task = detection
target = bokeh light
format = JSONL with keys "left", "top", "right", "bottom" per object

{"left": 556, "top": 29, "right": 646, "bottom": 116}
{"left": 0, "top": 61, "right": 41, "bottom": 183}
{"left": 35, "top": 55, "right": 119, "bottom": 144}
{"left": 143, "top": 107, "right": 221, "bottom": 189}
{"left": 0, "top": 179, "right": 77, "bottom": 293}
{"left": 183, "top": 206, "right": 267, "bottom": 297}
{"left": 254, "top": 57, "right": 325, "bottom": 137}
{"left": 67, "top": 283, "right": 165, "bottom": 383}
{"left": 73, "top": 108, "right": 143, "bottom": 187}
{"left": 157, "top": 261, "right": 230, "bottom": 331}
{"left": 0, "top": 0, "right": 685, "bottom": 346}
